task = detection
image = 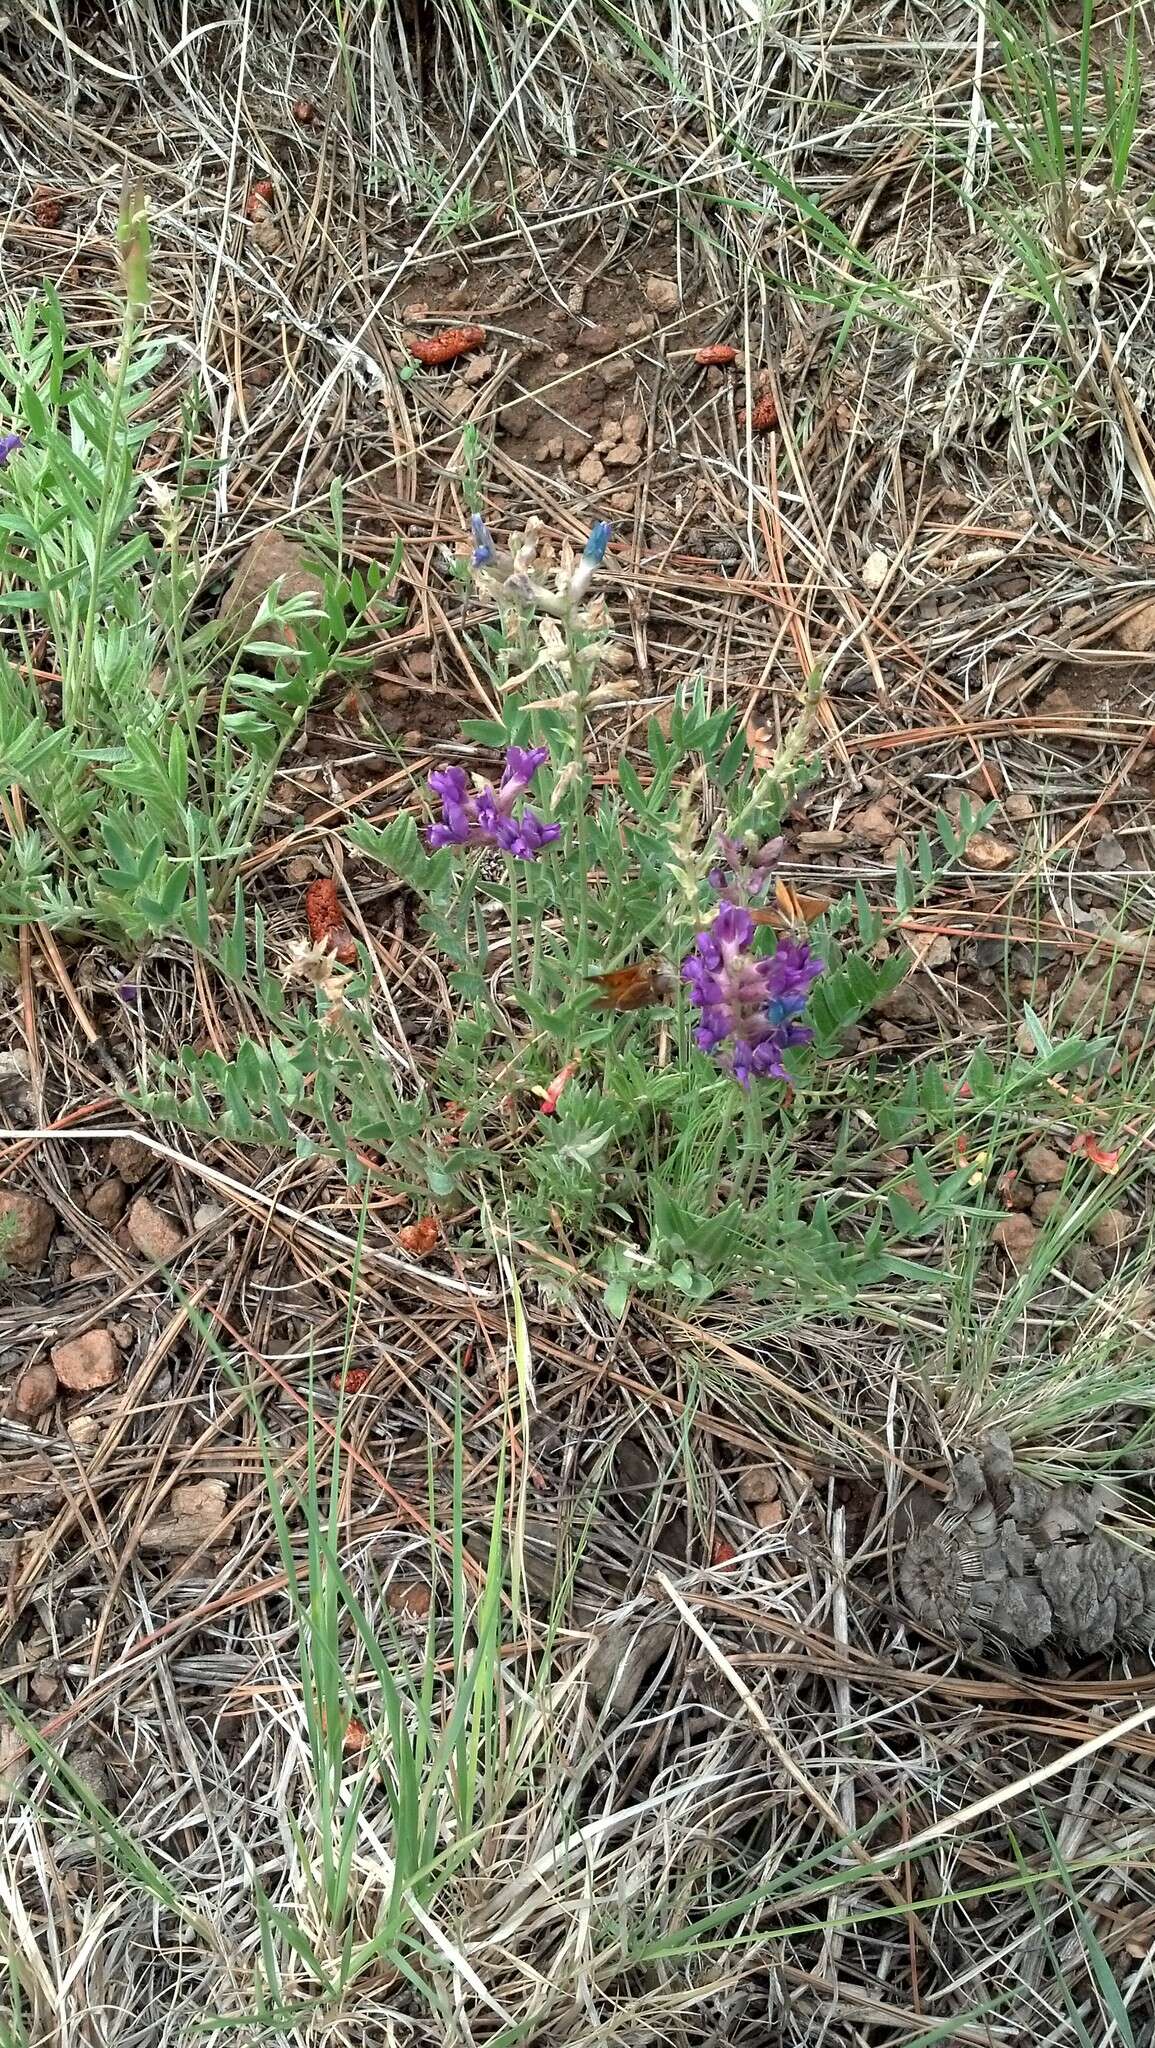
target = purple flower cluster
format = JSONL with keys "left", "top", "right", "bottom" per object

{"left": 427, "top": 745, "right": 560, "bottom": 860}
{"left": 0, "top": 433, "right": 21, "bottom": 466}
{"left": 709, "top": 832, "right": 785, "bottom": 905}
{"left": 682, "top": 904, "right": 823, "bottom": 1086}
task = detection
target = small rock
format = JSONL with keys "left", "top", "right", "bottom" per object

{"left": 643, "top": 275, "right": 679, "bottom": 313}
{"left": 599, "top": 420, "right": 623, "bottom": 446}
{"left": 580, "top": 323, "right": 618, "bottom": 354}
{"left": 577, "top": 451, "right": 605, "bottom": 488}
{"left": 1004, "top": 792, "right": 1035, "bottom": 822}
{"left": 107, "top": 1136, "right": 152, "bottom": 1185}
{"left": 967, "top": 832, "right": 1015, "bottom": 871}
{"left": 110, "top": 1322, "right": 135, "bottom": 1350}
{"left": 1023, "top": 1142, "right": 1066, "bottom": 1185}
{"left": 460, "top": 352, "right": 493, "bottom": 386}
{"left": 851, "top": 800, "right": 896, "bottom": 845}
{"left": 12, "top": 1362, "right": 57, "bottom": 1419}
{"left": 1114, "top": 597, "right": 1155, "bottom": 652}
{"left": 738, "top": 1466, "right": 779, "bottom": 1505}
{"left": 626, "top": 314, "right": 656, "bottom": 337}
{"left": 994, "top": 1213, "right": 1039, "bottom": 1267}
{"left": 51, "top": 1328, "right": 119, "bottom": 1393}
{"left": 86, "top": 1179, "right": 127, "bottom": 1227}
{"left": 1090, "top": 1206, "right": 1130, "bottom": 1251}
{"left": 69, "top": 1253, "right": 104, "bottom": 1281}
{"left": 1066, "top": 1244, "right": 1106, "bottom": 1290}
{"left": 66, "top": 1414, "right": 100, "bottom": 1449}
{"left": 126, "top": 1195, "right": 182, "bottom": 1262}
{"left": 605, "top": 440, "right": 642, "bottom": 468}
{"left": 753, "top": 1499, "right": 784, "bottom": 1531}
{"left": 797, "top": 829, "right": 849, "bottom": 854}
{"left": 140, "top": 1478, "right": 228, "bottom": 1553}
{"left": 192, "top": 1201, "right": 225, "bottom": 1231}
{"left": 1093, "top": 835, "right": 1127, "bottom": 872}
{"left": 386, "top": 1578, "right": 433, "bottom": 1619}
{"left": 861, "top": 549, "right": 890, "bottom": 592}
{"left": 1060, "top": 970, "right": 1110, "bottom": 1026}
{"left": 0, "top": 1190, "right": 56, "bottom": 1272}
{"left": 405, "top": 648, "right": 434, "bottom": 680}
{"left": 873, "top": 981, "right": 933, "bottom": 1024}
{"left": 1032, "top": 1189, "right": 1070, "bottom": 1225}
{"left": 621, "top": 410, "right": 646, "bottom": 443}
{"left": 218, "top": 533, "right": 326, "bottom": 655}
{"left": 883, "top": 837, "right": 909, "bottom": 867}
{"left": 601, "top": 358, "right": 632, "bottom": 388}
{"left": 905, "top": 932, "right": 953, "bottom": 971}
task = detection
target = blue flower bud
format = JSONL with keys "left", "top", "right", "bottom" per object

{"left": 583, "top": 519, "right": 612, "bottom": 566}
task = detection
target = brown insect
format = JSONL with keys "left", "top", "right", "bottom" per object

{"left": 292, "top": 98, "right": 316, "bottom": 124}
{"left": 589, "top": 957, "right": 678, "bottom": 1012}
{"left": 749, "top": 878, "right": 831, "bottom": 932}
{"left": 408, "top": 325, "right": 486, "bottom": 367}
{"left": 695, "top": 343, "right": 737, "bottom": 368}
{"left": 304, "top": 878, "right": 358, "bottom": 965}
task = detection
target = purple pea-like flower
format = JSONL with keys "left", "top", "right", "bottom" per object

{"left": 0, "top": 433, "right": 22, "bottom": 466}
{"left": 682, "top": 904, "right": 823, "bottom": 1086}
{"left": 709, "top": 832, "right": 785, "bottom": 904}
{"left": 470, "top": 513, "right": 495, "bottom": 568}
{"left": 427, "top": 745, "right": 560, "bottom": 860}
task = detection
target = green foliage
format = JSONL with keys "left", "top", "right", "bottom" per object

{"left": 0, "top": 294, "right": 395, "bottom": 949}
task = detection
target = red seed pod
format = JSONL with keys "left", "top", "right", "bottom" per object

{"left": 750, "top": 390, "right": 778, "bottom": 433}
{"left": 304, "top": 878, "right": 358, "bottom": 965}
{"left": 398, "top": 1215, "right": 441, "bottom": 1257}
{"left": 408, "top": 325, "right": 486, "bottom": 367}
{"left": 31, "top": 188, "right": 63, "bottom": 229}
{"left": 246, "top": 179, "right": 275, "bottom": 219}
{"left": 695, "top": 343, "right": 737, "bottom": 367}
{"left": 330, "top": 1367, "right": 371, "bottom": 1393}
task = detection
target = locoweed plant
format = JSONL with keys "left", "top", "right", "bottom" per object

{"left": 141, "top": 510, "right": 1013, "bottom": 1315}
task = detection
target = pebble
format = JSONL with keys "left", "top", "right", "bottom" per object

{"left": 1004, "top": 792, "right": 1035, "bottom": 821}
{"left": 0, "top": 1190, "right": 56, "bottom": 1272}
{"left": 577, "top": 451, "right": 605, "bottom": 488}
{"left": 1093, "top": 835, "right": 1127, "bottom": 871}
{"left": 1031, "top": 1189, "right": 1070, "bottom": 1224}
{"left": 797, "top": 829, "right": 849, "bottom": 854}
{"left": 51, "top": 1328, "right": 120, "bottom": 1392}
{"left": 1115, "top": 597, "right": 1155, "bottom": 652}
{"left": 643, "top": 275, "right": 679, "bottom": 312}
{"left": 86, "top": 1178, "right": 127, "bottom": 1227}
{"left": 126, "top": 1195, "right": 183, "bottom": 1262}
{"left": 12, "top": 1361, "right": 58, "bottom": 1419}
{"left": 851, "top": 800, "right": 895, "bottom": 845}
{"left": 108, "top": 1136, "right": 152, "bottom": 1186}
{"left": 861, "top": 549, "right": 890, "bottom": 591}
{"left": 967, "top": 831, "right": 1015, "bottom": 871}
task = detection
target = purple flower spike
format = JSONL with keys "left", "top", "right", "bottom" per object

{"left": 426, "top": 745, "right": 559, "bottom": 861}
{"left": 682, "top": 906, "right": 823, "bottom": 1086}
{"left": 0, "top": 433, "right": 22, "bottom": 466}
{"left": 711, "top": 832, "right": 786, "bottom": 905}
{"left": 470, "top": 513, "right": 495, "bottom": 568}
{"left": 583, "top": 519, "right": 612, "bottom": 566}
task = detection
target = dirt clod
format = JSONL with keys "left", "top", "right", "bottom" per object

{"left": 1023, "top": 1143, "right": 1066, "bottom": 1186}
{"left": 51, "top": 1328, "right": 119, "bottom": 1392}
{"left": 126, "top": 1195, "right": 183, "bottom": 1262}
{"left": 993, "top": 1213, "right": 1039, "bottom": 1266}
{"left": 0, "top": 1190, "right": 56, "bottom": 1272}
{"left": 1090, "top": 1206, "right": 1130, "bottom": 1251}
